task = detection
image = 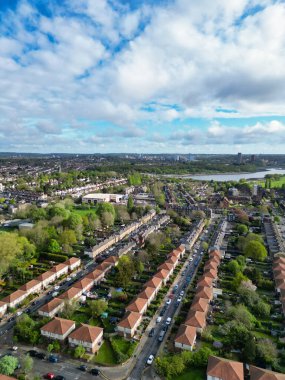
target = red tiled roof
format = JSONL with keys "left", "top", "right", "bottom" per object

{"left": 69, "top": 324, "right": 103, "bottom": 343}
{"left": 20, "top": 279, "right": 41, "bottom": 291}
{"left": 38, "top": 298, "right": 63, "bottom": 313}
{"left": 41, "top": 317, "right": 75, "bottom": 335}
{"left": 126, "top": 297, "right": 148, "bottom": 314}
{"left": 185, "top": 310, "right": 206, "bottom": 329}
{"left": 249, "top": 365, "right": 285, "bottom": 380}
{"left": 175, "top": 324, "right": 196, "bottom": 347}
{"left": 207, "top": 356, "right": 244, "bottom": 380}
{"left": 118, "top": 311, "right": 142, "bottom": 329}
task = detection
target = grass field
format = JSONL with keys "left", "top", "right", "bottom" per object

{"left": 93, "top": 340, "right": 117, "bottom": 365}
{"left": 72, "top": 207, "right": 98, "bottom": 216}
{"left": 252, "top": 175, "right": 285, "bottom": 188}
{"left": 172, "top": 368, "right": 205, "bottom": 380}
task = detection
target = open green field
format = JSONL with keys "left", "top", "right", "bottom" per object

{"left": 93, "top": 340, "right": 117, "bottom": 365}
{"left": 72, "top": 207, "right": 98, "bottom": 216}
{"left": 172, "top": 368, "right": 205, "bottom": 380}
{"left": 252, "top": 175, "right": 285, "bottom": 188}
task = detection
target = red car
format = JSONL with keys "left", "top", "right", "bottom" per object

{"left": 45, "top": 373, "right": 55, "bottom": 380}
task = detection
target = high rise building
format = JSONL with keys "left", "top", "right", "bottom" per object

{"left": 237, "top": 152, "right": 243, "bottom": 165}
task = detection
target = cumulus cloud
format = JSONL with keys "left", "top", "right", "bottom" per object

{"left": 0, "top": 0, "right": 285, "bottom": 152}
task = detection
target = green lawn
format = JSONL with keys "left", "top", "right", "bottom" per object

{"left": 93, "top": 340, "right": 117, "bottom": 365}
{"left": 72, "top": 207, "right": 98, "bottom": 216}
{"left": 172, "top": 368, "right": 205, "bottom": 380}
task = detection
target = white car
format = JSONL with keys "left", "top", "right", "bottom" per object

{"left": 66, "top": 277, "right": 71, "bottom": 281}
{"left": 156, "top": 316, "right": 162, "bottom": 323}
{"left": 189, "top": 257, "right": 193, "bottom": 261}
{"left": 166, "top": 317, "right": 172, "bottom": 325}
{"left": 54, "top": 286, "right": 60, "bottom": 290}
{"left": 177, "top": 296, "right": 182, "bottom": 303}
{"left": 166, "top": 299, "right": 171, "bottom": 305}
{"left": 147, "top": 354, "right": 154, "bottom": 365}
{"left": 180, "top": 290, "right": 184, "bottom": 296}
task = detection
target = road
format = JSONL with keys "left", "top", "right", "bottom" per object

{"left": 128, "top": 229, "right": 209, "bottom": 380}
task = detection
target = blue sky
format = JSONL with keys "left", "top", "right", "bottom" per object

{"left": 1, "top": 0, "right": 285, "bottom": 153}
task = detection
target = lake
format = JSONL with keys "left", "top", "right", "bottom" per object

{"left": 188, "top": 168, "right": 285, "bottom": 182}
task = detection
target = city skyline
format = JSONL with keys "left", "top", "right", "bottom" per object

{"left": 1, "top": 0, "right": 285, "bottom": 154}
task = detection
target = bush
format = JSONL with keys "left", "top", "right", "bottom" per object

{"left": 41, "top": 252, "right": 68, "bottom": 262}
{"left": 110, "top": 338, "right": 128, "bottom": 364}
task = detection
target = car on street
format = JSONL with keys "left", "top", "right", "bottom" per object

{"left": 79, "top": 364, "right": 88, "bottom": 372}
{"left": 166, "top": 317, "right": 172, "bottom": 325}
{"left": 189, "top": 257, "right": 193, "bottom": 261}
{"left": 160, "top": 306, "right": 167, "bottom": 316}
{"left": 147, "top": 354, "right": 154, "bottom": 365}
{"left": 54, "top": 286, "right": 60, "bottom": 290}
{"left": 49, "top": 355, "right": 58, "bottom": 363}
{"left": 156, "top": 316, "right": 162, "bottom": 323}
{"left": 177, "top": 296, "right": 182, "bottom": 303}
{"left": 54, "top": 376, "right": 65, "bottom": 380}
{"left": 180, "top": 290, "right": 184, "bottom": 296}
{"left": 149, "top": 328, "right": 155, "bottom": 337}
{"left": 90, "top": 368, "right": 99, "bottom": 376}
{"left": 36, "top": 352, "right": 46, "bottom": 360}
{"left": 166, "top": 299, "right": 171, "bottom": 305}
{"left": 45, "top": 373, "right": 55, "bottom": 380}
{"left": 27, "top": 350, "right": 37, "bottom": 357}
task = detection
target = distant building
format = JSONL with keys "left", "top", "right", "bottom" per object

{"left": 228, "top": 188, "right": 239, "bottom": 197}
{"left": 253, "top": 184, "right": 259, "bottom": 196}
{"left": 82, "top": 193, "right": 123, "bottom": 204}
{"left": 237, "top": 152, "right": 243, "bottom": 165}
{"left": 251, "top": 154, "right": 256, "bottom": 162}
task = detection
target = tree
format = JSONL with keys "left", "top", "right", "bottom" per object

{"left": 48, "top": 239, "right": 61, "bottom": 253}
{"left": 227, "top": 305, "right": 255, "bottom": 329}
{"left": 14, "top": 313, "right": 39, "bottom": 344}
{"left": 227, "top": 260, "right": 241, "bottom": 275}
{"left": 0, "top": 355, "right": 18, "bottom": 375}
{"left": 101, "top": 211, "right": 115, "bottom": 228}
{"left": 96, "top": 202, "right": 115, "bottom": 217}
{"left": 236, "top": 224, "right": 248, "bottom": 235}
{"left": 127, "top": 196, "right": 134, "bottom": 213}
{"left": 201, "top": 242, "right": 209, "bottom": 251}
{"left": 60, "top": 299, "right": 78, "bottom": 319}
{"left": 20, "top": 354, "right": 33, "bottom": 374}
{"left": 245, "top": 241, "right": 267, "bottom": 261}
{"left": 74, "top": 345, "right": 86, "bottom": 359}
{"left": 256, "top": 339, "right": 278, "bottom": 365}
{"left": 0, "top": 233, "right": 20, "bottom": 279}
{"left": 117, "top": 255, "right": 135, "bottom": 287}
{"left": 53, "top": 340, "right": 61, "bottom": 352}
{"left": 47, "top": 344, "right": 54, "bottom": 353}
{"left": 89, "top": 299, "right": 108, "bottom": 318}
{"left": 59, "top": 229, "right": 77, "bottom": 245}
{"left": 66, "top": 213, "right": 82, "bottom": 230}
{"left": 232, "top": 272, "right": 249, "bottom": 290}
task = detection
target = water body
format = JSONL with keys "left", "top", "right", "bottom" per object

{"left": 188, "top": 168, "right": 285, "bottom": 182}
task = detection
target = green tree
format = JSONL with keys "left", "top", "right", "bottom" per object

{"left": 48, "top": 239, "right": 61, "bottom": 253}
{"left": 89, "top": 299, "right": 108, "bottom": 318}
{"left": 14, "top": 313, "right": 39, "bottom": 344}
{"left": 53, "top": 340, "right": 61, "bottom": 352}
{"left": 227, "top": 305, "right": 256, "bottom": 329}
{"left": 236, "top": 224, "right": 248, "bottom": 235}
{"left": 20, "top": 354, "right": 33, "bottom": 374}
{"left": 227, "top": 260, "right": 241, "bottom": 275}
{"left": 96, "top": 202, "right": 115, "bottom": 217}
{"left": 232, "top": 272, "right": 248, "bottom": 290}
{"left": 60, "top": 299, "right": 78, "bottom": 319}
{"left": 117, "top": 255, "right": 135, "bottom": 287}
{"left": 47, "top": 344, "right": 54, "bottom": 353}
{"left": 0, "top": 233, "right": 21, "bottom": 278}
{"left": 127, "top": 196, "right": 134, "bottom": 212}
{"left": 66, "top": 213, "right": 82, "bottom": 230}
{"left": 101, "top": 211, "right": 115, "bottom": 227}
{"left": 244, "top": 241, "right": 267, "bottom": 261}
{"left": 59, "top": 229, "right": 77, "bottom": 245}
{"left": 0, "top": 356, "right": 18, "bottom": 376}
{"left": 74, "top": 345, "right": 86, "bottom": 359}
{"left": 256, "top": 339, "right": 278, "bottom": 365}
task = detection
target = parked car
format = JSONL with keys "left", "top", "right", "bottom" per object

{"left": 158, "top": 330, "right": 165, "bottom": 342}
{"left": 166, "top": 317, "right": 172, "bottom": 325}
{"left": 79, "top": 365, "right": 88, "bottom": 372}
{"left": 180, "top": 290, "right": 184, "bottom": 296}
{"left": 166, "top": 299, "right": 171, "bottom": 305}
{"left": 90, "top": 368, "right": 99, "bottom": 376}
{"left": 27, "top": 350, "right": 38, "bottom": 358}
{"left": 36, "top": 352, "right": 46, "bottom": 360}
{"left": 149, "top": 328, "right": 155, "bottom": 337}
{"left": 49, "top": 355, "right": 58, "bottom": 363}
{"left": 156, "top": 316, "right": 162, "bottom": 323}
{"left": 146, "top": 354, "right": 154, "bottom": 365}
{"left": 45, "top": 373, "right": 55, "bottom": 380}
{"left": 54, "top": 376, "right": 65, "bottom": 380}
{"left": 177, "top": 296, "right": 182, "bottom": 303}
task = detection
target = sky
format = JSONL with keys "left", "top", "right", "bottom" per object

{"left": 1, "top": 0, "right": 285, "bottom": 154}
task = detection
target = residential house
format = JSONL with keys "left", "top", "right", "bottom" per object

{"left": 86, "top": 268, "right": 105, "bottom": 285}
{"left": 197, "top": 276, "right": 213, "bottom": 288}
{"left": 58, "top": 287, "right": 83, "bottom": 301}
{"left": 144, "top": 276, "right": 162, "bottom": 294}
{"left": 20, "top": 279, "right": 42, "bottom": 295}
{"left": 174, "top": 324, "right": 196, "bottom": 351}
{"left": 185, "top": 310, "right": 206, "bottom": 333}
{"left": 249, "top": 365, "right": 285, "bottom": 380}
{"left": 138, "top": 287, "right": 156, "bottom": 306}
{"left": 2, "top": 290, "right": 27, "bottom": 308}
{"left": 191, "top": 297, "right": 209, "bottom": 313}
{"left": 157, "top": 262, "right": 174, "bottom": 276}
{"left": 126, "top": 297, "right": 148, "bottom": 315}
{"left": 36, "top": 271, "right": 57, "bottom": 288}
{"left": 68, "top": 324, "right": 103, "bottom": 354}
{"left": 0, "top": 301, "right": 7, "bottom": 317}
{"left": 204, "top": 268, "right": 218, "bottom": 280}
{"left": 51, "top": 263, "right": 69, "bottom": 279}
{"left": 73, "top": 278, "right": 94, "bottom": 293}
{"left": 97, "top": 262, "right": 112, "bottom": 275}
{"left": 117, "top": 311, "right": 142, "bottom": 338}
{"left": 196, "top": 286, "right": 213, "bottom": 302}
{"left": 65, "top": 257, "right": 81, "bottom": 272}
{"left": 38, "top": 298, "right": 64, "bottom": 318}
{"left": 40, "top": 317, "right": 76, "bottom": 341}
{"left": 155, "top": 269, "right": 171, "bottom": 285}
{"left": 165, "top": 256, "right": 179, "bottom": 268}
{"left": 207, "top": 356, "right": 244, "bottom": 380}
{"left": 103, "top": 256, "right": 118, "bottom": 267}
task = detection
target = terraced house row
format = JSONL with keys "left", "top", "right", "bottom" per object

{"left": 273, "top": 254, "right": 285, "bottom": 316}
{"left": 38, "top": 255, "right": 119, "bottom": 318}
{"left": 174, "top": 249, "right": 223, "bottom": 351}
{"left": 117, "top": 245, "right": 186, "bottom": 339}
{"left": 0, "top": 257, "right": 81, "bottom": 317}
